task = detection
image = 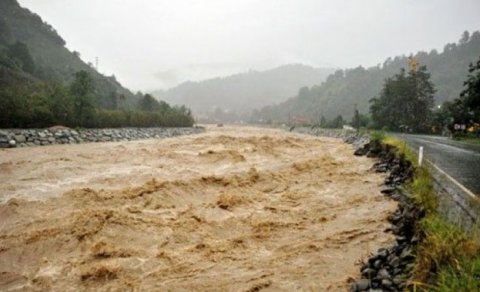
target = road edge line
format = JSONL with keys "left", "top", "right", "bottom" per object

{"left": 425, "top": 158, "right": 479, "bottom": 202}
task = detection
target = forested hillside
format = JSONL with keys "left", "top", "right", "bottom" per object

{"left": 0, "top": 0, "right": 139, "bottom": 107}
{"left": 153, "top": 64, "right": 334, "bottom": 121}
{"left": 253, "top": 31, "right": 480, "bottom": 124}
{"left": 0, "top": 0, "right": 194, "bottom": 128}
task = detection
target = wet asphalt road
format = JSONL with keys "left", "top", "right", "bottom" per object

{"left": 398, "top": 134, "right": 480, "bottom": 196}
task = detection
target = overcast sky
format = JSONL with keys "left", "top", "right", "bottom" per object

{"left": 18, "top": 0, "right": 480, "bottom": 92}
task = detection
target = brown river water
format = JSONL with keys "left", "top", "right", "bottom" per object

{"left": 0, "top": 126, "right": 396, "bottom": 291}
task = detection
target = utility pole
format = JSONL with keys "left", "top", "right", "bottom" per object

{"left": 95, "top": 57, "right": 99, "bottom": 71}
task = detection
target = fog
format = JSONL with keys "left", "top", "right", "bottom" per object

{"left": 18, "top": 0, "right": 480, "bottom": 91}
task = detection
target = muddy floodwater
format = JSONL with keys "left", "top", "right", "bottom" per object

{"left": 0, "top": 126, "right": 396, "bottom": 291}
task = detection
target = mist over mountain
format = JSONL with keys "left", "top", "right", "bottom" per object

{"left": 153, "top": 64, "right": 335, "bottom": 121}
{"left": 253, "top": 31, "right": 480, "bottom": 124}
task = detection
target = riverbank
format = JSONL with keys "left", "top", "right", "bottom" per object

{"left": 0, "top": 127, "right": 205, "bottom": 148}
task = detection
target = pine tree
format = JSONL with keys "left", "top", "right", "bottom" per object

{"left": 459, "top": 57, "right": 480, "bottom": 121}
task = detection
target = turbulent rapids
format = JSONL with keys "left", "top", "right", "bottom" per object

{"left": 0, "top": 126, "right": 396, "bottom": 291}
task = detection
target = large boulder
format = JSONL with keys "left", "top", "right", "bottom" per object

{"left": 14, "top": 134, "right": 26, "bottom": 143}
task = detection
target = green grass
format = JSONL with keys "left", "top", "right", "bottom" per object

{"left": 436, "top": 253, "right": 480, "bottom": 292}
{"left": 410, "top": 167, "right": 437, "bottom": 214}
{"left": 384, "top": 136, "right": 418, "bottom": 167}
{"left": 411, "top": 216, "right": 480, "bottom": 291}
{"left": 452, "top": 132, "right": 480, "bottom": 145}
{"left": 457, "top": 137, "right": 480, "bottom": 145}
{"left": 371, "top": 130, "right": 386, "bottom": 144}
{"left": 383, "top": 135, "right": 480, "bottom": 291}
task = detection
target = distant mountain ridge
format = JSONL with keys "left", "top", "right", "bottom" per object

{"left": 253, "top": 31, "right": 480, "bottom": 124}
{"left": 153, "top": 64, "right": 335, "bottom": 119}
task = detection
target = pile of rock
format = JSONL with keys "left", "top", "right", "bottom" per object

{"left": 351, "top": 142, "right": 424, "bottom": 291}
{"left": 291, "top": 126, "right": 370, "bottom": 148}
{"left": 0, "top": 127, "right": 205, "bottom": 148}
{"left": 344, "top": 134, "right": 370, "bottom": 153}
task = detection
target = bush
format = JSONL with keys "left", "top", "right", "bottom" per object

{"left": 0, "top": 74, "right": 195, "bottom": 129}
{"left": 371, "top": 130, "right": 386, "bottom": 144}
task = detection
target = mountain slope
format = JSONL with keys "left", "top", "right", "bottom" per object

{"left": 0, "top": 0, "right": 137, "bottom": 107}
{"left": 153, "top": 64, "right": 335, "bottom": 118}
{"left": 254, "top": 31, "right": 480, "bottom": 124}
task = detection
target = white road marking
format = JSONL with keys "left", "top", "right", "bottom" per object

{"left": 414, "top": 137, "right": 480, "bottom": 157}
{"left": 425, "top": 158, "right": 479, "bottom": 202}
{"left": 399, "top": 135, "right": 479, "bottom": 201}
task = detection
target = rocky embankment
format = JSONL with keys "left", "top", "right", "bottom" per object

{"left": 291, "top": 127, "right": 370, "bottom": 150}
{"left": 351, "top": 141, "right": 423, "bottom": 291}
{"left": 0, "top": 127, "right": 205, "bottom": 148}
{"left": 294, "top": 127, "right": 424, "bottom": 291}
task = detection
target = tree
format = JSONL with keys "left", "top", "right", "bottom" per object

{"left": 440, "top": 56, "right": 480, "bottom": 130}
{"left": 298, "top": 86, "right": 310, "bottom": 99}
{"left": 70, "top": 70, "right": 96, "bottom": 126}
{"left": 327, "top": 115, "right": 345, "bottom": 128}
{"left": 459, "top": 56, "right": 480, "bottom": 122}
{"left": 138, "top": 94, "right": 160, "bottom": 112}
{"left": 409, "top": 66, "right": 436, "bottom": 130}
{"left": 0, "top": 85, "right": 28, "bottom": 128}
{"left": 370, "top": 66, "right": 435, "bottom": 132}
{"left": 26, "top": 90, "right": 53, "bottom": 127}
{"left": 430, "top": 105, "right": 451, "bottom": 134}
{"left": 352, "top": 107, "right": 360, "bottom": 131}
{"left": 351, "top": 112, "right": 370, "bottom": 129}
{"left": 7, "top": 41, "right": 35, "bottom": 74}
{"left": 320, "top": 116, "right": 327, "bottom": 127}
{"left": 47, "top": 81, "right": 73, "bottom": 125}
{"left": 100, "top": 90, "right": 118, "bottom": 110}
{"left": 157, "top": 100, "right": 171, "bottom": 114}
{"left": 0, "top": 16, "right": 13, "bottom": 45}
{"left": 460, "top": 31, "right": 470, "bottom": 45}
{"left": 117, "top": 94, "right": 126, "bottom": 110}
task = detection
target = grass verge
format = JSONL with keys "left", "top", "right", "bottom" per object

{"left": 457, "top": 137, "right": 480, "bottom": 146}
{"left": 384, "top": 136, "right": 480, "bottom": 291}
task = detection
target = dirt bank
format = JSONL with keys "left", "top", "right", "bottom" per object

{"left": 0, "top": 126, "right": 396, "bottom": 291}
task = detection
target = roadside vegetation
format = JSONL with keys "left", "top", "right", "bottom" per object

{"left": 383, "top": 136, "right": 480, "bottom": 291}
{"left": 456, "top": 137, "right": 480, "bottom": 145}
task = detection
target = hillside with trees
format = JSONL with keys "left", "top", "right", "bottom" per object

{"left": 0, "top": 0, "right": 194, "bottom": 128}
{"left": 0, "top": 0, "right": 140, "bottom": 107}
{"left": 253, "top": 31, "right": 480, "bottom": 125}
{"left": 153, "top": 64, "right": 334, "bottom": 122}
